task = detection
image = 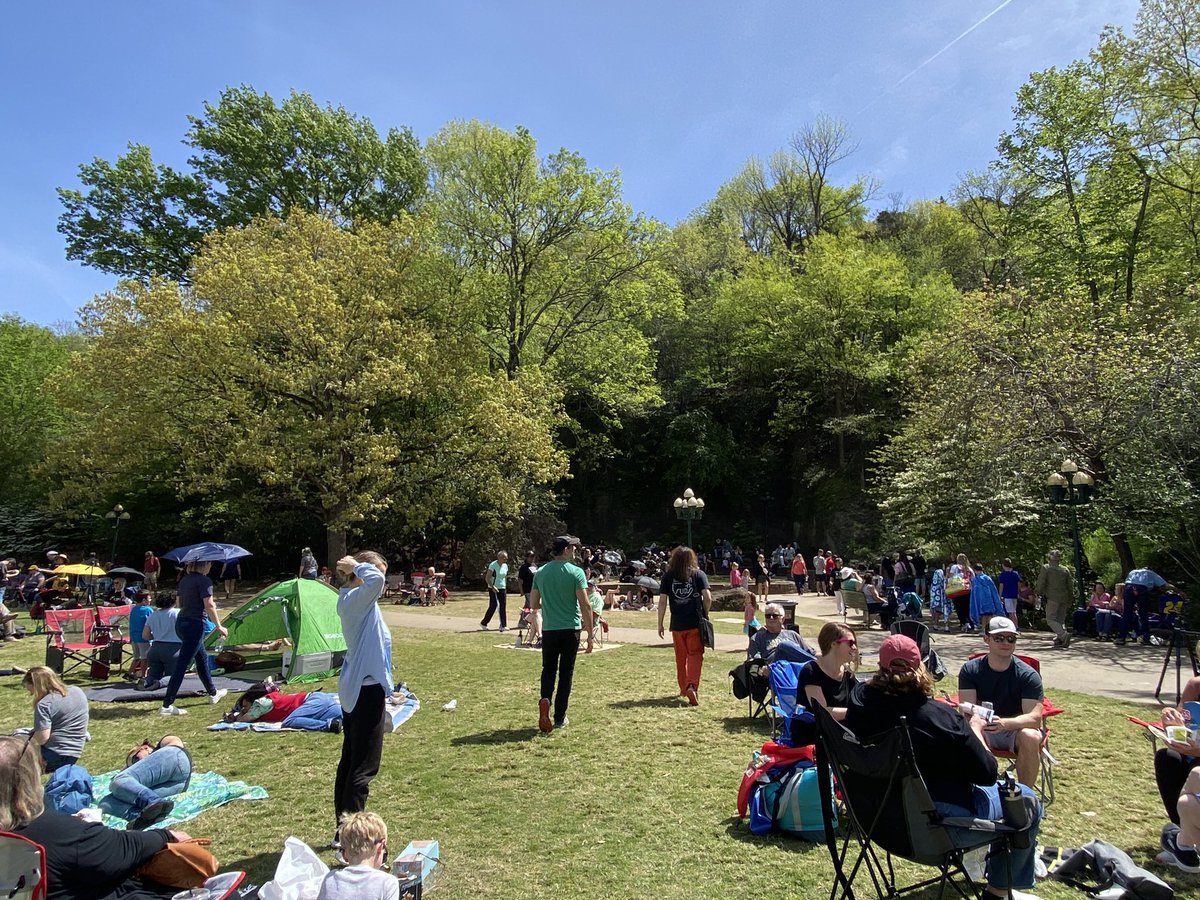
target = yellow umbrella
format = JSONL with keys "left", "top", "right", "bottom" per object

{"left": 52, "top": 564, "right": 106, "bottom": 577}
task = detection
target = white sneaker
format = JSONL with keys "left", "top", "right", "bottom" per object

{"left": 160, "top": 705, "right": 187, "bottom": 716}
{"left": 210, "top": 689, "right": 228, "bottom": 705}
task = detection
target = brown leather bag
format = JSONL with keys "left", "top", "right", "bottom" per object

{"left": 137, "top": 837, "right": 219, "bottom": 888}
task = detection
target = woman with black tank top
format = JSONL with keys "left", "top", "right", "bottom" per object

{"left": 800, "top": 621, "right": 858, "bottom": 719}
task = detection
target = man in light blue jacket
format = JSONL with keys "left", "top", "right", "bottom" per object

{"left": 332, "top": 551, "right": 392, "bottom": 849}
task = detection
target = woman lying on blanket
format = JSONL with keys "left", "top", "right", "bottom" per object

{"left": 222, "top": 679, "right": 344, "bottom": 733}
{"left": 99, "top": 734, "right": 192, "bottom": 830}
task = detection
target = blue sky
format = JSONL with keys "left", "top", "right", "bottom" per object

{"left": 0, "top": 0, "right": 1139, "bottom": 327}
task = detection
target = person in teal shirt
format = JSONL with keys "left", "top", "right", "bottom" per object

{"left": 481, "top": 550, "right": 510, "bottom": 631}
{"left": 531, "top": 535, "right": 592, "bottom": 733}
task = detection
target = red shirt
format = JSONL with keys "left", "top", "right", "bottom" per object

{"left": 791, "top": 557, "right": 807, "bottom": 576}
{"left": 256, "top": 691, "right": 309, "bottom": 723}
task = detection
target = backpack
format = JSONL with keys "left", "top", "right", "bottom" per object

{"left": 748, "top": 763, "right": 828, "bottom": 841}
{"left": 44, "top": 764, "right": 93, "bottom": 814}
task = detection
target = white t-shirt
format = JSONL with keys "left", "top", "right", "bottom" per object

{"left": 317, "top": 864, "right": 400, "bottom": 900}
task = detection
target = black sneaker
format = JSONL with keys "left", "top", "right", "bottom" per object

{"left": 328, "top": 717, "right": 343, "bottom": 734}
{"left": 1157, "top": 825, "right": 1200, "bottom": 873}
{"left": 129, "top": 798, "right": 174, "bottom": 831}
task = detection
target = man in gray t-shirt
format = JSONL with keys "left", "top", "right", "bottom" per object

{"left": 34, "top": 684, "right": 90, "bottom": 770}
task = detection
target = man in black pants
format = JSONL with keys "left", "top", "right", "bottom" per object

{"left": 332, "top": 551, "right": 392, "bottom": 853}
{"left": 531, "top": 535, "right": 593, "bottom": 733}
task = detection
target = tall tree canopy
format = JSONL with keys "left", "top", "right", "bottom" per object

{"left": 58, "top": 86, "right": 426, "bottom": 281}
{"left": 46, "top": 212, "right": 564, "bottom": 562}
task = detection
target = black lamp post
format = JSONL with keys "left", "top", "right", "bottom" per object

{"left": 672, "top": 488, "right": 704, "bottom": 547}
{"left": 105, "top": 503, "right": 130, "bottom": 564}
{"left": 1045, "top": 459, "right": 1093, "bottom": 612}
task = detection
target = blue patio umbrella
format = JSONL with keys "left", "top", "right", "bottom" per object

{"left": 162, "top": 542, "right": 253, "bottom": 564}
{"left": 1125, "top": 568, "right": 1168, "bottom": 589}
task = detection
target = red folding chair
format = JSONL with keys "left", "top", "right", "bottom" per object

{"left": 44, "top": 608, "right": 112, "bottom": 679}
{"left": 0, "top": 831, "right": 47, "bottom": 900}
{"left": 948, "top": 652, "right": 1063, "bottom": 806}
{"left": 94, "top": 605, "right": 130, "bottom": 674}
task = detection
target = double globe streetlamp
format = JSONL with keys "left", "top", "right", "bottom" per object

{"left": 673, "top": 488, "right": 705, "bottom": 547}
{"left": 1045, "top": 459, "right": 1094, "bottom": 612}
{"left": 105, "top": 503, "right": 131, "bottom": 564}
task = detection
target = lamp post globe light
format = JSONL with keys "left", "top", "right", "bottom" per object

{"left": 673, "top": 488, "right": 704, "bottom": 547}
{"left": 105, "top": 503, "right": 131, "bottom": 564}
{"left": 1045, "top": 459, "right": 1094, "bottom": 613}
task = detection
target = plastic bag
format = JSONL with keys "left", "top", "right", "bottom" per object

{"left": 258, "top": 837, "right": 329, "bottom": 900}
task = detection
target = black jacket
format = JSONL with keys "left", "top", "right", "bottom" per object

{"left": 17, "top": 809, "right": 173, "bottom": 900}
{"left": 844, "top": 683, "right": 998, "bottom": 810}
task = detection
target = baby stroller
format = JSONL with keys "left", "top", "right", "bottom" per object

{"left": 889, "top": 619, "right": 945, "bottom": 681}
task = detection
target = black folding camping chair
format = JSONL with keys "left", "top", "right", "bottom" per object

{"left": 812, "top": 704, "right": 1033, "bottom": 899}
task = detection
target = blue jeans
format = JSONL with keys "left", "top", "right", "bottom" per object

{"left": 99, "top": 746, "right": 192, "bottom": 820}
{"left": 40, "top": 747, "right": 76, "bottom": 773}
{"left": 283, "top": 692, "right": 342, "bottom": 731}
{"left": 162, "top": 616, "right": 216, "bottom": 707}
{"left": 146, "top": 640, "right": 182, "bottom": 684}
{"left": 934, "top": 784, "right": 1041, "bottom": 890}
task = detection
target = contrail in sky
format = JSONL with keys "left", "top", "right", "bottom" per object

{"left": 893, "top": 0, "right": 1019, "bottom": 89}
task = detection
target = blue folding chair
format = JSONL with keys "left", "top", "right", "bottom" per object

{"left": 767, "top": 655, "right": 817, "bottom": 745}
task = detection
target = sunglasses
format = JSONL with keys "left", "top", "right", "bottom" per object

{"left": 765, "top": 613, "right": 782, "bottom": 619}
{"left": 990, "top": 634, "right": 1018, "bottom": 644}
{"left": 835, "top": 638, "right": 857, "bottom": 647}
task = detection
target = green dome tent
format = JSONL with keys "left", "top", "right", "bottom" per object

{"left": 205, "top": 578, "right": 346, "bottom": 683}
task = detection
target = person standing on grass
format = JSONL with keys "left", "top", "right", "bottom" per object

{"left": 332, "top": 551, "right": 392, "bottom": 850}
{"left": 657, "top": 546, "right": 713, "bottom": 707}
{"left": 143, "top": 550, "right": 160, "bottom": 591}
{"left": 531, "top": 535, "right": 592, "bottom": 733}
{"left": 480, "top": 550, "right": 509, "bottom": 632}
{"left": 160, "top": 560, "right": 228, "bottom": 717}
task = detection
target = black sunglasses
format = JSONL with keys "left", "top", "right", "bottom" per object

{"left": 990, "top": 634, "right": 1017, "bottom": 644}
{"left": 765, "top": 613, "right": 782, "bottom": 619}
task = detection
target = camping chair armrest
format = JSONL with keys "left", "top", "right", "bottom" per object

{"left": 46, "top": 628, "right": 65, "bottom": 648}
{"left": 938, "top": 816, "right": 1019, "bottom": 834}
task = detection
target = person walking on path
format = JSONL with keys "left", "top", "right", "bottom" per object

{"left": 531, "top": 535, "right": 592, "bottom": 733}
{"left": 221, "top": 558, "right": 240, "bottom": 603}
{"left": 969, "top": 563, "right": 1006, "bottom": 636}
{"left": 657, "top": 546, "right": 713, "bottom": 707}
{"left": 332, "top": 551, "right": 392, "bottom": 848}
{"left": 1036, "top": 550, "right": 1075, "bottom": 649}
{"left": 790, "top": 553, "right": 807, "bottom": 594}
{"left": 160, "top": 560, "right": 228, "bottom": 716}
{"left": 143, "top": 550, "right": 160, "bottom": 590}
{"left": 480, "top": 550, "right": 509, "bottom": 631}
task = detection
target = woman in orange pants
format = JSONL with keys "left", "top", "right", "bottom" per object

{"left": 656, "top": 546, "right": 713, "bottom": 706}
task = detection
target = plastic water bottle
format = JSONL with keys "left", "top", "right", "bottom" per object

{"left": 957, "top": 701, "right": 997, "bottom": 723}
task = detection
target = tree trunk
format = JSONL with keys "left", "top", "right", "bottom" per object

{"left": 1110, "top": 530, "right": 1136, "bottom": 580}
{"left": 326, "top": 525, "right": 347, "bottom": 568}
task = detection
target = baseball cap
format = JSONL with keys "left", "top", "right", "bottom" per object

{"left": 551, "top": 535, "right": 581, "bottom": 554}
{"left": 987, "top": 616, "right": 1019, "bottom": 636}
{"left": 878, "top": 634, "right": 922, "bottom": 672}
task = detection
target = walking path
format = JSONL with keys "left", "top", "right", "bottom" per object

{"left": 381, "top": 591, "right": 1191, "bottom": 707}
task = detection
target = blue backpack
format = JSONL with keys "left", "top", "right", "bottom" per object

{"left": 747, "top": 761, "right": 831, "bottom": 841}
{"left": 44, "top": 764, "right": 93, "bottom": 814}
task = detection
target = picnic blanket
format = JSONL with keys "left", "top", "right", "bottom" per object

{"left": 85, "top": 675, "right": 252, "bottom": 703}
{"left": 92, "top": 770, "right": 268, "bottom": 830}
{"left": 207, "top": 685, "right": 422, "bottom": 734}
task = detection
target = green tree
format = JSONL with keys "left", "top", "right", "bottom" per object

{"left": 58, "top": 86, "right": 426, "bottom": 281}
{"left": 46, "top": 212, "right": 565, "bottom": 563}
{"left": 424, "top": 120, "right": 680, "bottom": 423}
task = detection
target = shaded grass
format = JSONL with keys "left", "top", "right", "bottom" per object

{"left": 0, "top": 621, "right": 1193, "bottom": 898}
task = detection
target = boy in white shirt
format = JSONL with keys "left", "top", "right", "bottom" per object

{"left": 318, "top": 812, "right": 399, "bottom": 900}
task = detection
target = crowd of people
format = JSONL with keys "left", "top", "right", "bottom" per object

{"left": 1, "top": 529, "right": 1193, "bottom": 899}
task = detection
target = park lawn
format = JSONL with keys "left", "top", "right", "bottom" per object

{"left": 0, "top": 622, "right": 1192, "bottom": 899}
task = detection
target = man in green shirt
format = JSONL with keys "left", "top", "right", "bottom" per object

{"left": 531, "top": 535, "right": 593, "bottom": 733}
{"left": 1036, "top": 550, "right": 1075, "bottom": 650}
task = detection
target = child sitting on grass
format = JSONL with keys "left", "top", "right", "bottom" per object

{"left": 319, "top": 811, "right": 399, "bottom": 900}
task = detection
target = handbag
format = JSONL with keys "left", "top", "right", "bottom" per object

{"left": 137, "top": 837, "right": 219, "bottom": 888}
{"left": 695, "top": 579, "right": 715, "bottom": 649}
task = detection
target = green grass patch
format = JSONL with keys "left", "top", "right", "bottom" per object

{"left": 0, "top": 621, "right": 1192, "bottom": 898}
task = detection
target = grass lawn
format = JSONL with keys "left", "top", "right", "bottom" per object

{"left": 0, "top": 620, "right": 1193, "bottom": 899}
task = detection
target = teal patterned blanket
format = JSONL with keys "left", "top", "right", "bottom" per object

{"left": 92, "top": 770, "right": 268, "bottom": 830}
